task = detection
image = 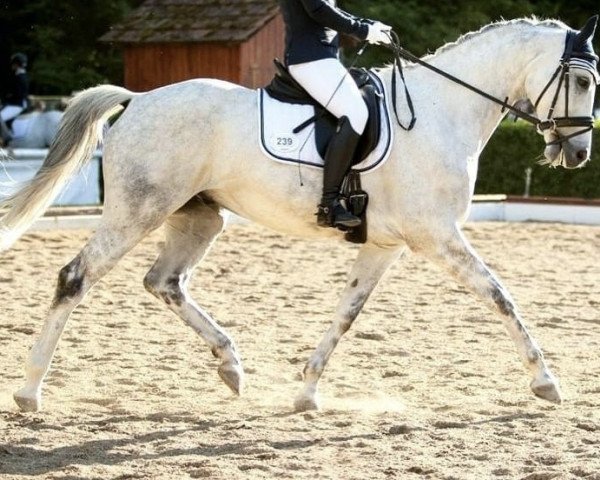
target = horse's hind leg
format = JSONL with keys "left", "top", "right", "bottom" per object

{"left": 415, "top": 226, "right": 562, "bottom": 404}
{"left": 295, "top": 244, "right": 403, "bottom": 411}
{"left": 14, "top": 220, "right": 160, "bottom": 412}
{"left": 142, "top": 197, "right": 244, "bottom": 395}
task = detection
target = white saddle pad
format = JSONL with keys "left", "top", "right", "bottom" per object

{"left": 258, "top": 70, "right": 393, "bottom": 173}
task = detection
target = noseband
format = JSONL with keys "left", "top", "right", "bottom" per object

{"left": 388, "top": 30, "right": 599, "bottom": 146}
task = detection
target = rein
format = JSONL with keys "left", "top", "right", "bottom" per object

{"left": 387, "top": 30, "right": 597, "bottom": 145}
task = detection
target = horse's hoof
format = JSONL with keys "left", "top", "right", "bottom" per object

{"left": 294, "top": 393, "right": 320, "bottom": 412}
{"left": 13, "top": 390, "right": 41, "bottom": 412}
{"left": 218, "top": 362, "right": 244, "bottom": 396}
{"left": 530, "top": 373, "right": 562, "bottom": 404}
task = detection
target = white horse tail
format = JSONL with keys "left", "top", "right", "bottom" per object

{"left": 0, "top": 85, "right": 136, "bottom": 252}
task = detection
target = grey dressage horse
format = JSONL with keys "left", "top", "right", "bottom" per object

{"left": 0, "top": 17, "right": 597, "bottom": 412}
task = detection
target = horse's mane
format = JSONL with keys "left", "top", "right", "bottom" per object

{"left": 422, "top": 17, "right": 569, "bottom": 61}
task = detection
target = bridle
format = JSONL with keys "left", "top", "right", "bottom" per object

{"left": 533, "top": 29, "right": 599, "bottom": 144}
{"left": 388, "top": 29, "right": 599, "bottom": 146}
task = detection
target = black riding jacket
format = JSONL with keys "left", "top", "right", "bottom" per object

{"left": 278, "top": 0, "right": 370, "bottom": 65}
{"left": 3, "top": 70, "right": 29, "bottom": 107}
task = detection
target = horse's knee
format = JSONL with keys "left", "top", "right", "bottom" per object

{"left": 54, "top": 256, "right": 86, "bottom": 305}
{"left": 163, "top": 274, "right": 186, "bottom": 306}
{"left": 143, "top": 269, "right": 187, "bottom": 307}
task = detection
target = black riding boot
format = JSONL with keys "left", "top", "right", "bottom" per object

{"left": 317, "top": 116, "right": 362, "bottom": 228}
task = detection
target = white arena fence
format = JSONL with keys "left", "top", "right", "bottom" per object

{"left": 0, "top": 148, "right": 102, "bottom": 206}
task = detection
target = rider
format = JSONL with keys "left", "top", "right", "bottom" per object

{"left": 278, "top": 0, "right": 392, "bottom": 229}
{"left": 279, "top": 0, "right": 391, "bottom": 227}
{"left": 1, "top": 53, "right": 30, "bottom": 123}
{"left": 1, "top": 53, "right": 30, "bottom": 145}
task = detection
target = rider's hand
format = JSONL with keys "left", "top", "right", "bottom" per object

{"left": 366, "top": 22, "right": 393, "bottom": 45}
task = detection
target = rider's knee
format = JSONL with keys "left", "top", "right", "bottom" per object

{"left": 348, "top": 101, "right": 368, "bottom": 135}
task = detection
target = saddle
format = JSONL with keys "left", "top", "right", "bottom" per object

{"left": 265, "top": 59, "right": 382, "bottom": 164}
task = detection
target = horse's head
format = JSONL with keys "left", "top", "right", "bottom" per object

{"left": 525, "top": 16, "right": 598, "bottom": 169}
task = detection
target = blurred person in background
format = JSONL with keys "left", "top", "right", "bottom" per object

{"left": 0, "top": 52, "right": 30, "bottom": 145}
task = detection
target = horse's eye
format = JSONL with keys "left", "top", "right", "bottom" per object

{"left": 576, "top": 76, "right": 591, "bottom": 89}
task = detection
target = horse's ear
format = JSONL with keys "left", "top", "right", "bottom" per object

{"left": 577, "top": 15, "right": 598, "bottom": 43}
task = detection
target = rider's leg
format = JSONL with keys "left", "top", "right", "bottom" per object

{"left": 318, "top": 116, "right": 362, "bottom": 227}
{"left": 289, "top": 59, "right": 368, "bottom": 228}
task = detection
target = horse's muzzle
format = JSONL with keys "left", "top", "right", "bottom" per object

{"left": 544, "top": 137, "right": 591, "bottom": 168}
{"left": 562, "top": 141, "right": 591, "bottom": 168}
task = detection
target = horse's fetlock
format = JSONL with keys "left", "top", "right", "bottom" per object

{"left": 303, "top": 361, "right": 323, "bottom": 379}
{"left": 527, "top": 349, "right": 543, "bottom": 365}
{"left": 212, "top": 338, "right": 236, "bottom": 360}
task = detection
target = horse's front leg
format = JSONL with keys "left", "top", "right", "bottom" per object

{"left": 414, "top": 225, "right": 562, "bottom": 404}
{"left": 295, "top": 244, "right": 404, "bottom": 411}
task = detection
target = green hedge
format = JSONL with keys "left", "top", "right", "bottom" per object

{"left": 476, "top": 121, "right": 600, "bottom": 198}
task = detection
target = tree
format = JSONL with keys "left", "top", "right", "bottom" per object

{"left": 339, "top": 0, "right": 600, "bottom": 69}
{"left": 0, "top": 0, "right": 142, "bottom": 95}
{"left": 0, "top": 0, "right": 597, "bottom": 95}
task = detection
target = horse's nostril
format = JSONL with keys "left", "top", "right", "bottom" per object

{"left": 576, "top": 149, "right": 588, "bottom": 161}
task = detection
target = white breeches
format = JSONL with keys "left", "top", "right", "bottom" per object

{"left": 289, "top": 58, "right": 368, "bottom": 135}
{"left": 1, "top": 105, "right": 24, "bottom": 122}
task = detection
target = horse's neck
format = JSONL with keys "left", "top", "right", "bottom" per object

{"left": 429, "top": 25, "right": 553, "bottom": 98}
{"left": 384, "top": 23, "right": 565, "bottom": 149}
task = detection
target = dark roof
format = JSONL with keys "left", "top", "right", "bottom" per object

{"left": 100, "top": 0, "right": 280, "bottom": 44}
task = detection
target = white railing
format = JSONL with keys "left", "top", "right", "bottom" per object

{"left": 0, "top": 148, "right": 102, "bottom": 205}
